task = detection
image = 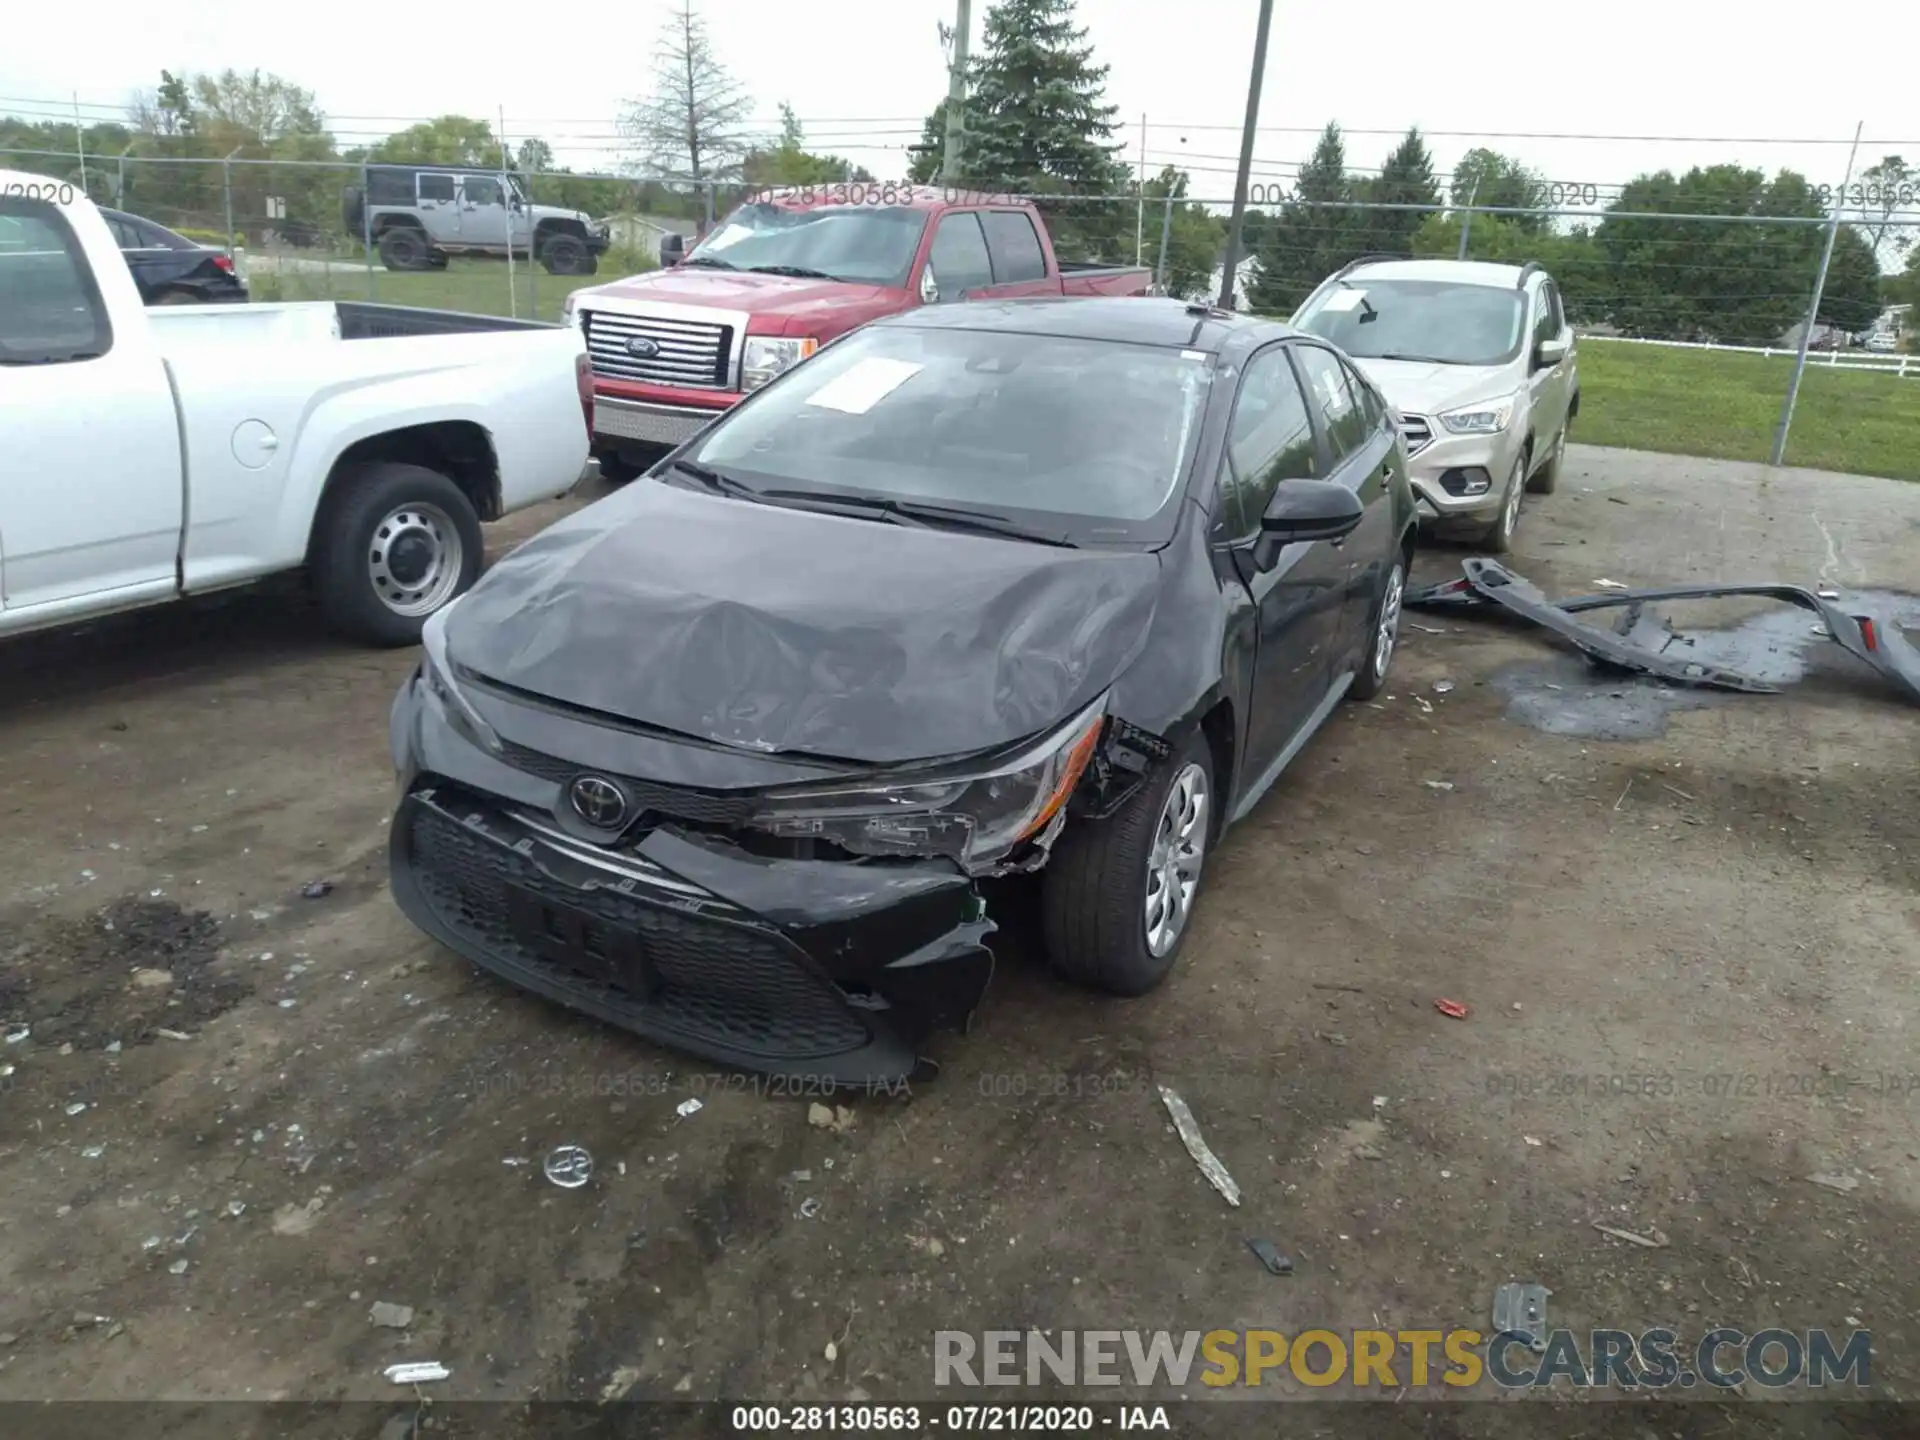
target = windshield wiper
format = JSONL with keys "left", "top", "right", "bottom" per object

{"left": 662, "top": 457, "right": 764, "bottom": 501}
{"left": 758, "top": 490, "right": 1077, "bottom": 547}
{"left": 678, "top": 255, "right": 738, "bottom": 270}
{"left": 747, "top": 264, "right": 848, "bottom": 282}
{"left": 1367, "top": 352, "right": 1458, "bottom": 364}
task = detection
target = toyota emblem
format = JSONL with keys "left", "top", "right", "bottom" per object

{"left": 625, "top": 336, "right": 661, "bottom": 359}
{"left": 568, "top": 774, "right": 629, "bottom": 829}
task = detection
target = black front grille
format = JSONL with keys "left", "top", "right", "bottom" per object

{"left": 496, "top": 742, "right": 758, "bottom": 827}
{"left": 406, "top": 803, "right": 868, "bottom": 1059}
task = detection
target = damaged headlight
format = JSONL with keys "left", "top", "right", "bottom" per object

{"left": 746, "top": 697, "right": 1108, "bottom": 872}
{"left": 419, "top": 603, "right": 502, "bottom": 757}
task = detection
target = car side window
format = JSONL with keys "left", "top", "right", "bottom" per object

{"left": 0, "top": 197, "right": 114, "bottom": 365}
{"left": 1544, "top": 280, "right": 1565, "bottom": 334}
{"left": 980, "top": 210, "right": 1046, "bottom": 283}
{"left": 1219, "top": 346, "right": 1318, "bottom": 534}
{"left": 460, "top": 177, "right": 503, "bottom": 207}
{"left": 417, "top": 174, "right": 456, "bottom": 203}
{"left": 927, "top": 213, "right": 993, "bottom": 299}
{"left": 1295, "top": 345, "right": 1370, "bottom": 467}
{"left": 1532, "top": 284, "right": 1556, "bottom": 348}
{"left": 107, "top": 216, "right": 139, "bottom": 249}
{"left": 1343, "top": 357, "right": 1388, "bottom": 435}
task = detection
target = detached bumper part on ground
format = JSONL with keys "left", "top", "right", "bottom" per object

{"left": 1409, "top": 558, "right": 1920, "bottom": 708}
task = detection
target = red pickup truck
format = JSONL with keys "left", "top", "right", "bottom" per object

{"left": 561, "top": 185, "right": 1155, "bottom": 479}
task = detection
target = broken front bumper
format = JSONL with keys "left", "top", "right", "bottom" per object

{"left": 388, "top": 680, "right": 994, "bottom": 1087}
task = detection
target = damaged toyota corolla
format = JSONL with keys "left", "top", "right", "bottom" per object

{"left": 388, "top": 296, "right": 1416, "bottom": 1085}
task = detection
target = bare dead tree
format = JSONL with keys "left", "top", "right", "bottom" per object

{"left": 619, "top": 0, "right": 753, "bottom": 183}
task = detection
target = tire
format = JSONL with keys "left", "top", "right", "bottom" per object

{"left": 1528, "top": 423, "right": 1566, "bottom": 495}
{"left": 1347, "top": 554, "right": 1406, "bottom": 703}
{"left": 1041, "top": 730, "right": 1215, "bottom": 997}
{"left": 426, "top": 253, "right": 450, "bottom": 271}
{"left": 310, "top": 462, "right": 484, "bottom": 647}
{"left": 594, "top": 451, "right": 650, "bottom": 485}
{"left": 1480, "top": 452, "right": 1526, "bottom": 554}
{"left": 377, "top": 227, "right": 431, "bottom": 272}
{"left": 153, "top": 289, "right": 202, "bottom": 306}
{"left": 540, "top": 233, "right": 591, "bottom": 276}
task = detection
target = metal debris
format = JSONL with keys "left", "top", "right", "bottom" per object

{"left": 369, "top": 1301, "right": 415, "bottom": 1329}
{"left": 1421, "top": 779, "right": 1454, "bottom": 792}
{"left": 1807, "top": 1172, "right": 1860, "bottom": 1193}
{"left": 1492, "top": 1282, "right": 1551, "bottom": 1353}
{"left": 1245, "top": 1238, "right": 1293, "bottom": 1276}
{"left": 1433, "top": 679, "right": 1456, "bottom": 694}
{"left": 1158, "top": 1085, "right": 1240, "bottom": 1208}
{"left": 1592, "top": 1222, "right": 1671, "bottom": 1248}
{"left": 384, "top": 1362, "right": 450, "bottom": 1385}
{"left": 544, "top": 1145, "right": 594, "bottom": 1189}
{"left": 675, "top": 1097, "right": 703, "bottom": 1119}
{"left": 300, "top": 881, "right": 334, "bottom": 900}
{"left": 798, "top": 1197, "right": 823, "bottom": 1219}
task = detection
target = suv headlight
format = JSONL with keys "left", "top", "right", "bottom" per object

{"left": 746, "top": 698, "right": 1107, "bottom": 872}
{"left": 1438, "top": 398, "right": 1516, "bottom": 435}
{"left": 420, "top": 604, "right": 501, "bottom": 756}
{"left": 742, "top": 336, "right": 819, "bottom": 393}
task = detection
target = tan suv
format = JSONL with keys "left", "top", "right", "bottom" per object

{"left": 1291, "top": 257, "right": 1578, "bottom": 551}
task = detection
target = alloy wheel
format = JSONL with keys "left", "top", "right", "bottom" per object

{"left": 1144, "top": 762, "right": 1209, "bottom": 957}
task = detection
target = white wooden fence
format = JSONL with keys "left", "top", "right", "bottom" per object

{"left": 1581, "top": 332, "right": 1914, "bottom": 377}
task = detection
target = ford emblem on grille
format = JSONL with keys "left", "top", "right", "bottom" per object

{"left": 568, "top": 775, "right": 629, "bottom": 828}
{"left": 625, "top": 336, "right": 661, "bottom": 359}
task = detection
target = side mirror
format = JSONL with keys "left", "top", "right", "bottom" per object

{"left": 919, "top": 266, "right": 940, "bottom": 305}
{"left": 1260, "top": 479, "right": 1364, "bottom": 545}
{"left": 659, "top": 232, "right": 686, "bottom": 266}
{"left": 1535, "top": 336, "right": 1569, "bottom": 368}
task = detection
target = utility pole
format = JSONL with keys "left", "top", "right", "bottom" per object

{"left": 1456, "top": 176, "right": 1480, "bottom": 260}
{"left": 73, "top": 93, "right": 89, "bottom": 195}
{"left": 1216, "top": 0, "right": 1275, "bottom": 310}
{"left": 1135, "top": 111, "right": 1146, "bottom": 265}
{"left": 942, "top": 0, "right": 972, "bottom": 186}
{"left": 1771, "top": 121, "right": 1864, "bottom": 468}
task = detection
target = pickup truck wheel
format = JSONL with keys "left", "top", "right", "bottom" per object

{"left": 1040, "top": 731, "right": 1213, "bottom": 997}
{"left": 378, "top": 228, "right": 431, "bottom": 272}
{"left": 312, "top": 464, "right": 483, "bottom": 647}
{"left": 540, "top": 234, "right": 591, "bottom": 275}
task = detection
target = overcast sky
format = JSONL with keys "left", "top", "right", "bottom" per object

{"left": 5, "top": 0, "right": 1916, "bottom": 218}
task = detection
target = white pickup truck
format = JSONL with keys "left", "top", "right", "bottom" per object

{"left": 0, "top": 170, "right": 593, "bottom": 646}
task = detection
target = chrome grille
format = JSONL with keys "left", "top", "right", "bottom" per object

{"left": 582, "top": 309, "right": 732, "bottom": 390}
{"left": 1399, "top": 413, "right": 1433, "bottom": 456}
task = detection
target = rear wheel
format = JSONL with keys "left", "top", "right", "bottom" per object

{"left": 377, "top": 227, "right": 432, "bottom": 272}
{"left": 310, "top": 462, "right": 484, "bottom": 647}
{"left": 1348, "top": 556, "right": 1406, "bottom": 702}
{"left": 1041, "top": 730, "right": 1214, "bottom": 997}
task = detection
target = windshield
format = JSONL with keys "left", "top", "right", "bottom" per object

{"left": 1296, "top": 279, "right": 1526, "bottom": 366}
{"left": 685, "top": 324, "right": 1211, "bottom": 538}
{"left": 687, "top": 203, "right": 928, "bottom": 286}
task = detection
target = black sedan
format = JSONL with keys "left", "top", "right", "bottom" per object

{"left": 388, "top": 297, "right": 1415, "bottom": 1084}
{"left": 100, "top": 207, "right": 248, "bottom": 305}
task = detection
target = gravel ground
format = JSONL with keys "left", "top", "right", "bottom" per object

{"left": 0, "top": 445, "right": 1915, "bottom": 1433}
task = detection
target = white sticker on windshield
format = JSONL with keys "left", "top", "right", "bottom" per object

{"left": 1320, "top": 288, "right": 1367, "bottom": 313}
{"left": 802, "top": 357, "right": 925, "bottom": 415}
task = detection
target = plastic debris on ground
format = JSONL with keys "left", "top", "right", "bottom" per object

{"left": 1591, "top": 1222, "right": 1670, "bottom": 1248}
{"left": 1807, "top": 1172, "right": 1860, "bottom": 1193}
{"left": 1434, "top": 998, "right": 1470, "bottom": 1019}
{"left": 1492, "top": 1282, "right": 1551, "bottom": 1353}
{"left": 384, "top": 1362, "right": 450, "bottom": 1384}
{"left": 676, "top": 1097, "right": 703, "bottom": 1119}
{"left": 1157, "top": 1085, "right": 1240, "bottom": 1208}
{"left": 301, "top": 880, "right": 334, "bottom": 899}
{"left": 544, "top": 1145, "right": 594, "bottom": 1189}
{"left": 369, "top": 1301, "right": 415, "bottom": 1329}
{"left": 1245, "top": 1238, "right": 1293, "bottom": 1275}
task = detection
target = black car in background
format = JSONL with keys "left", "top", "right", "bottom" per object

{"left": 387, "top": 297, "right": 1416, "bottom": 1084}
{"left": 100, "top": 207, "right": 248, "bottom": 306}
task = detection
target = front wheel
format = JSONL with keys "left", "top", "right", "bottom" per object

{"left": 378, "top": 227, "right": 432, "bottom": 272}
{"left": 1528, "top": 423, "right": 1566, "bottom": 495}
{"left": 540, "top": 234, "right": 593, "bottom": 275}
{"left": 1480, "top": 453, "right": 1526, "bottom": 554}
{"left": 310, "top": 462, "right": 484, "bottom": 647}
{"left": 1041, "top": 731, "right": 1214, "bottom": 997}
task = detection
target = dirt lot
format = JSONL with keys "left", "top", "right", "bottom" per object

{"left": 1, "top": 446, "right": 1916, "bottom": 1431}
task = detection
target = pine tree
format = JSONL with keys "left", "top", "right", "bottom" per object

{"left": 910, "top": 0, "right": 1133, "bottom": 256}
{"left": 1248, "top": 122, "right": 1353, "bottom": 314}
{"left": 1355, "top": 127, "right": 1440, "bottom": 255}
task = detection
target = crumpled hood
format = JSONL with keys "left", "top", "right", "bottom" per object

{"left": 1347, "top": 357, "right": 1516, "bottom": 419}
{"left": 446, "top": 481, "right": 1162, "bottom": 766}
